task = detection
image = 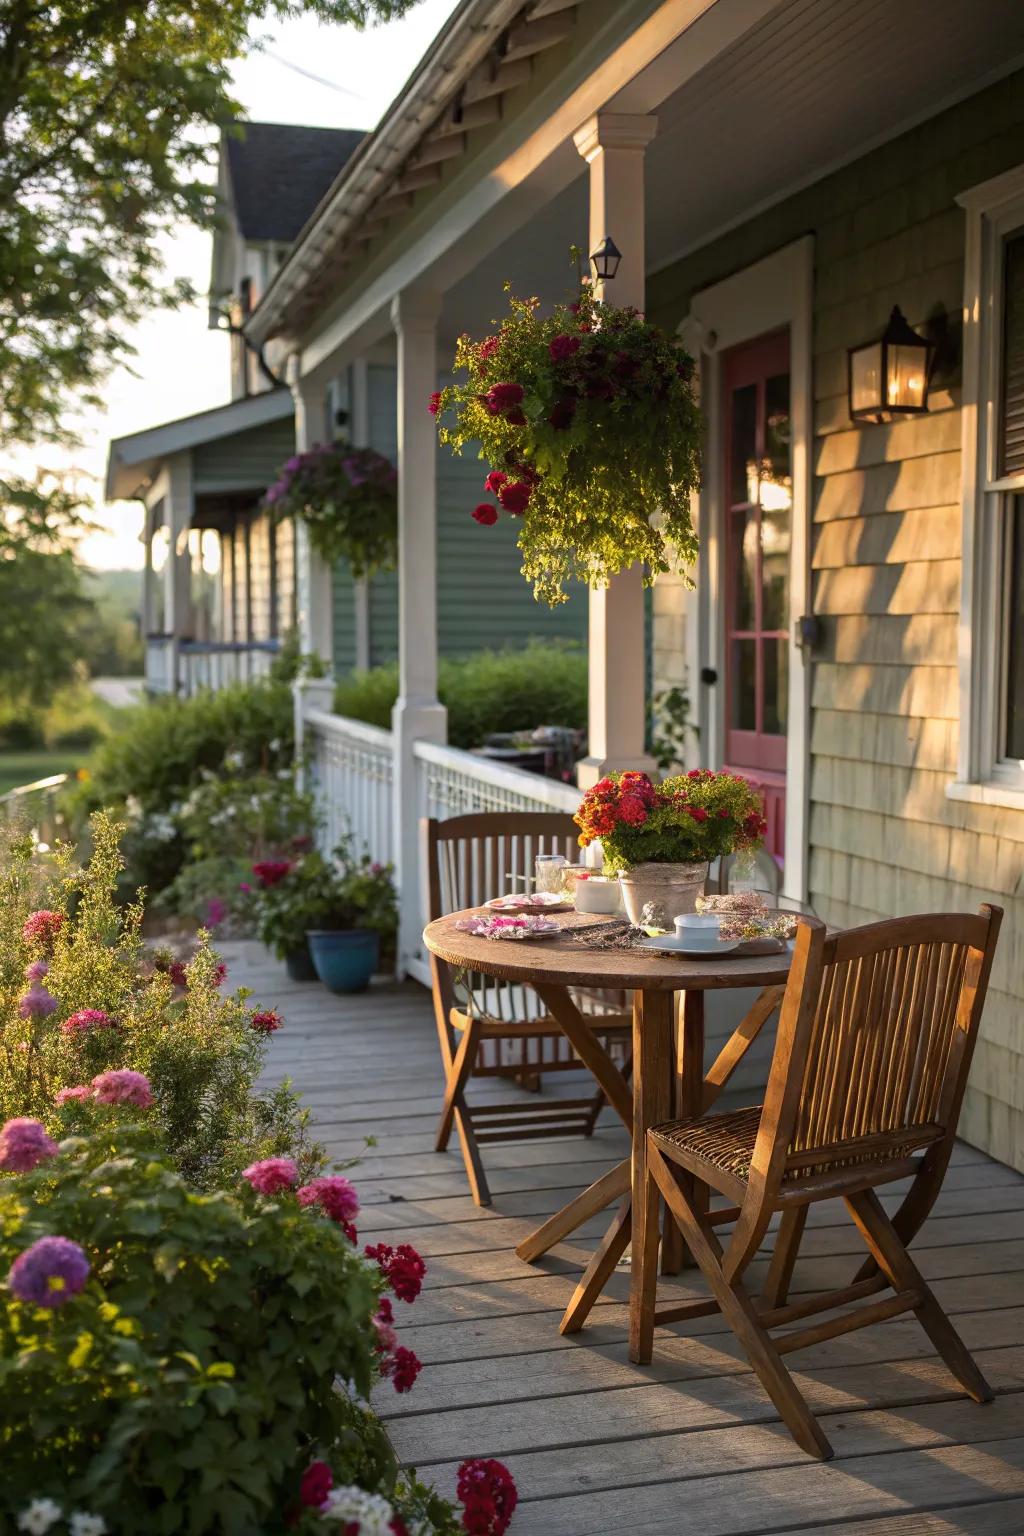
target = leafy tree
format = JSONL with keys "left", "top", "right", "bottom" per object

{"left": 0, "top": 0, "right": 417, "bottom": 448}
{"left": 0, "top": 474, "right": 92, "bottom": 706}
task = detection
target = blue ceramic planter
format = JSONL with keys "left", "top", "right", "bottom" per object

{"left": 307, "top": 929, "right": 380, "bottom": 994}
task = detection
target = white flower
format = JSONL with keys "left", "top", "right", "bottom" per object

{"left": 17, "top": 1500, "right": 63, "bottom": 1535}
{"left": 268, "top": 737, "right": 282, "bottom": 752}
{"left": 70, "top": 1515, "right": 108, "bottom": 1536}
{"left": 124, "top": 794, "right": 142, "bottom": 822}
{"left": 224, "top": 749, "right": 246, "bottom": 771}
{"left": 320, "top": 1486, "right": 395, "bottom": 1533}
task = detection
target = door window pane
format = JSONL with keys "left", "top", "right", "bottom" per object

{"left": 732, "top": 509, "right": 757, "bottom": 631}
{"left": 764, "top": 372, "right": 791, "bottom": 487}
{"left": 731, "top": 640, "right": 757, "bottom": 731}
{"left": 1007, "top": 496, "right": 1024, "bottom": 760}
{"left": 730, "top": 383, "right": 757, "bottom": 505}
{"left": 763, "top": 638, "right": 789, "bottom": 737}
{"left": 761, "top": 509, "right": 791, "bottom": 632}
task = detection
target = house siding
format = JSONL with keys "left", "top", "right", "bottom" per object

{"left": 332, "top": 364, "right": 587, "bottom": 671}
{"left": 647, "top": 71, "right": 1024, "bottom": 1170}
{"left": 192, "top": 416, "right": 295, "bottom": 494}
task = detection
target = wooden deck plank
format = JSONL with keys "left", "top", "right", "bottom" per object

{"left": 223, "top": 939, "right": 1024, "bottom": 1535}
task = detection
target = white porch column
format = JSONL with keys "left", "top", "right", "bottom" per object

{"left": 289, "top": 357, "right": 334, "bottom": 666}
{"left": 164, "top": 453, "right": 193, "bottom": 692}
{"left": 350, "top": 358, "right": 372, "bottom": 672}
{"left": 574, "top": 112, "right": 659, "bottom": 787}
{"left": 390, "top": 288, "right": 447, "bottom": 978}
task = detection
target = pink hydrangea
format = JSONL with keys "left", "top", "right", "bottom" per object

{"left": 22, "top": 910, "right": 64, "bottom": 947}
{"left": 61, "top": 1009, "right": 114, "bottom": 1035}
{"left": 54, "top": 1085, "right": 91, "bottom": 1106}
{"left": 296, "top": 1176, "right": 359, "bottom": 1236}
{"left": 241, "top": 1157, "right": 297, "bottom": 1195}
{"left": 18, "top": 985, "right": 57, "bottom": 1020}
{"left": 91, "top": 1070, "right": 153, "bottom": 1108}
{"left": 0, "top": 1117, "right": 60, "bottom": 1172}
{"left": 8, "top": 1235, "right": 89, "bottom": 1308}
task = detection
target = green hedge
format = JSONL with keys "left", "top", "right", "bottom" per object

{"left": 333, "top": 641, "right": 587, "bottom": 749}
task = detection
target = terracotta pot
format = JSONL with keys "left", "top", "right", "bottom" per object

{"left": 617, "top": 861, "right": 709, "bottom": 929}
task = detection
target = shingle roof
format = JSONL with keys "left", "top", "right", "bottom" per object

{"left": 224, "top": 122, "right": 365, "bottom": 244}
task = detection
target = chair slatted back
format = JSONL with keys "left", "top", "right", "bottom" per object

{"left": 753, "top": 909, "right": 1002, "bottom": 1191}
{"left": 424, "top": 812, "right": 581, "bottom": 1032}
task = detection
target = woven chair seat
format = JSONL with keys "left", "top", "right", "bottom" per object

{"left": 650, "top": 1105, "right": 944, "bottom": 1183}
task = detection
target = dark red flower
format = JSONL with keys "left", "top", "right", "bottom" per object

{"left": 688, "top": 806, "right": 709, "bottom": 822}
{"left": 168, "top": 960, "right": 188, "bottom": 988}
{"left": 390, "top": 1519, "right": 409, "bottom": 1536}
{"left": 456, "top": 1459, "right": 518, "bottom": 1536}
{"left": 687, "top": 768, "right": 703, "bottom": 778}
{"left": 479, "top": 335, "right": 500, "bottom": 361}
{"left": 497, "top": 480, "right": 531, "bottom": 515}
{"left": 212, "top": 962, "right": 227, "bottom": 988}
{"left": 617, "top": 794, "right": 648, "bottom": 827}
{"left": 383, "top": 1344, "right": 422, "bottom": 1393}
{"left": 251, "top": 1009, "right": 282, "bottom": 1034}
{"left": 486, "top": 382, "right": 523, "bottom": 411}
{"left": 549, "top": 332, "right": 580, "bottom": 362}
{"left": 547, "top": 398, "right": 576, "bottom": 430}
{"left": 472, "top": 503, "right": 499, "bottom": 527}
{"left": 484, "top": 470, "right": 507, "bottom": 494}
{"left": 365, "top": 1241, "right": 426, "bottom": 1303}
{"left": 428, "top": 391, "right": 442, "bottom": 416}
{"left": 253, "top": 859, "right": 292, "bottom": 889}
{"left": 504, "top": 408, "right": 526, "bottom": 426}
{"left": 300, "top": 1461, "right": 334, "bottom": 1509}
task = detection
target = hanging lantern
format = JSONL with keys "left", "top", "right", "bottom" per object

{"left": 848, "top": 306, "right": 931, "bottom": 422}
{"left": 589, "top": 235, "right": 622, "bottom": 283}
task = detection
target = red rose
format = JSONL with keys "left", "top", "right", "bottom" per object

{"left": 484, "top": 470, "right": 507, "bottom": 494}
{"left": 497, "top": 480, "right": 531, "bottom": 515}
{"left": 428, "top": 391, "right": 442, "bottom": 416}
{"left": 472, "top": 503, "right": 499, "bottom": 526}
{"left": 299, "top": 1461, "right": 333, "bottom": 1509}
{"left": 549, "top": 333, "right": 581, "bottom": 362}
{"left": 486, "top": 382, "right": 524, "bottom": 410}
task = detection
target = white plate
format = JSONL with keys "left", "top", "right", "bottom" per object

{"left": 638, "top": 935, "right": 742, "bottom": 959}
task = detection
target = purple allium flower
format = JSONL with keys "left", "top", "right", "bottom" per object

{"left": 24, "top": 959, "right": 48, "bottom": 982}
{"left": 91, "top": 1070, "right": 153, "bottom": 1108}
{"left": 18, "top": 985, "right": 57, "bottom": 1020}
{"left": 55, "top": 1085, "right": 90, "bottom": 1106}
{"left": 8, "top": 1236, "right": 90, "bottom": 1308}
{"left": 242, "top": 1157, "right": 297, "bottom": 1194}
{"left": 0, "top": 1117, "right": 59, "bottom": 1172}
{"left": 61, "top": 1009, "right": 113, "bottom": 1036}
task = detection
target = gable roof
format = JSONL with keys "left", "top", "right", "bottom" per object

{"left": 105, "top": 389, "right": 294, "bottom": 501}
{"left": 224, "top": 122, "right": 365, "bottom": 244}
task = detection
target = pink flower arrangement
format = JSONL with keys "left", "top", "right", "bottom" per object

{"left": 91, "top": 1070, "right": 153, "bottom": 1108}
{"left": 8, "top": 1235, "right": 90, "bottom": 1309}
{"left": 242, "top": 1157, "right": 297, "bottom": 1195}
{"left": 0, "top": 1117, "right": 60, "bottom": 1172}
{"left": 364, "top": 1241, "right": 426, "bottom": 1303}
{"left": 22, "top": 909, "right": 64, "bottom": 947}
{"left": 61, "top": 1009, "right": 114, "bottom": 1035}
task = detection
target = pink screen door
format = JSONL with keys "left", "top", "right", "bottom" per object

{"left": 722, "top": 329, "right": 792, "bottom": 865}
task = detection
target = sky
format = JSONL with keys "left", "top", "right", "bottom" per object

{"left": 43, "top": 0, "right": 461, "bottom": 570}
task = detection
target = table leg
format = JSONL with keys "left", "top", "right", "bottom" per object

{"left": 560, "top": 1197, "right": 631, "bottom": 1335}
{"left": 629, "top": 988, "right": 675, "bottom": 1364}
{"left": 516, "top": 1156, "right": 630, "bottom": 1262}
{"left": 661, "top": 989, "right": 706, "bottom": 1274}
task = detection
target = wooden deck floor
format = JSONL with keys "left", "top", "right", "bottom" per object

{"left": 225, "top": 939, "right": 1024, "bottom": 1536}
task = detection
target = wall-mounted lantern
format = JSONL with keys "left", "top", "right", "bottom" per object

{"left": 848, "top": 305, "right": 932, "bottom": 422}
{"left": 589, "top": 235, "right": 622, "bottom": 284}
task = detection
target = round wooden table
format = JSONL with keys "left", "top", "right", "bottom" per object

{"left": 423, "top": 909, "right": 796, "bottom": 1358}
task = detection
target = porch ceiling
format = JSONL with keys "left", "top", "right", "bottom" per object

{"left": 437, "top": 0, "right": 1024, "bottom": 345}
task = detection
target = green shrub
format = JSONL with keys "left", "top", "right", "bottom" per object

{"left": 0, "top": 1125, "right": 461, "bottom": 1535}
{"left": 334, "top": 640, "right": 587, "bottom": 749}
{"left": 65, "top": 679, "right": 294, "bottom": 896}
{"left": 0, "top": 814, "right": 321, "bottom": 1189}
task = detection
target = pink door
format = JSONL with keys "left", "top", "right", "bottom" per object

{"left": 722, "top": 331, "right": 792, "bottom": 864}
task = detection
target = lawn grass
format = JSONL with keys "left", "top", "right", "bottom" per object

{"left": 0, "top": 751, "right": 84, "bottom": 798}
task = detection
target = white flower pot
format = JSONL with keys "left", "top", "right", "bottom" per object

{"left": 617, "top": 861, "right": 709, "bottom": 930}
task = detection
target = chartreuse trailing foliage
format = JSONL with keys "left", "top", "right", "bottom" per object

{"left": 434, "top": 281, "right": 702, "bottom": 605}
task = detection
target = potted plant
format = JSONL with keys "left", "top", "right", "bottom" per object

{"left": 262, "top": 443, "right": 398, "bottom": 577}
{"left": 432, "top": 279, "right": 701, "bottom": 606}
{"left": 249, "top": 846, "right": 398, "bottom": 993}
{"left": 574, "top": 770, "right": 768, "bottom": 928}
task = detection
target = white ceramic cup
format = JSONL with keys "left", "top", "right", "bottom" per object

{"left": 674, "top": 912, "right": 722, "bottom": 948}
{"left": 574, "top": 875, "right": 622, "bottom": 915}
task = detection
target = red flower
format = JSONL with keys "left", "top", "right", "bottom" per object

{"left": 168, "top": 960, "right": 188, "bottom": 988}
{"left": 688, "top": 805, "right": 709, "bottom": 822}
{"left": 428, "top": 391, "right": 442, "bottom": 416}
{"left": 486, "top": 382, "right": 523, "bottom": 411}
{"left": 478, "top": 335, "right": 500, "bottom": 361}
{"left": 456, "top": 1459, "right": 518, "bottom": 1536}
{"left": 687, "top": 768, "right": 703, "bottom": 778}
{"left": 382, "top": 1344, "right": 422, "bottom": 1393}
{"left": 717, "top": 808, "right": 731, "bottom": 819}
{"left": 484, "top": 470, "right": 507, "bottom": 494}
{"left": 547, "top": 398, "right": 576, "bottom": 430}
{"left": 504, "top": 408, "right": 526, "bottom": 426}
{"left": 549, "top": 333, "right": 581, "bottom": 362}
{"left": 472, "top": 503, "right": 499, "bottom": 526}
{"left": 22, "top": 910, "right": 63, "bottom": 948}
{"left": 497, "top": 480, "right": 531, "bottom": 515}
{"left": 251, "top": 1009, "right": 282, "bottom": 1034}
{"left": 253, "top": 859, "right": 292, "bottom": 889}
{"left": 300, "top": 1461, "right": 333, "bottom": 1509}
{"left": 617, "top": 794, "right": 648, "bottom": 827}
{"left": 365, "top": 1241, "right": 426, "bottom": 1302}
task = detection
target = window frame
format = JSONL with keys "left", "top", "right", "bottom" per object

{"left": 951, "top": 165, "right": 1024, "bottom": 810}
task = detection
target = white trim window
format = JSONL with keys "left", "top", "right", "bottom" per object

{"left": 953, "top": 166, "right": 1024, "bottom": 810}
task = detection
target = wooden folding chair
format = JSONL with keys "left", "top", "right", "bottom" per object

{"left": 637, "top": 905, "right": 1003, "bottom": 1460}
{"left": 424, "top": 812, "right": 632, "bottom": 1206}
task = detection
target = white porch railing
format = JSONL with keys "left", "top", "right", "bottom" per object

{"left": 414, "top": 739, "right": 579, "bottom": 820}
{"left": 0, "top": 773, "right": 69, "bottom": 849}
{"left": 305, "top": 708, "right": 395, "bottom": 866}
{"left": 178, "top": 640, "right": 281, "bottom": 696}
{"left": 145, "top": 633, "right": 177, "bottom": 695}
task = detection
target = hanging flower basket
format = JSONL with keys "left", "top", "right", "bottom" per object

{"left": 262, "top": 443, "right": 398, "bottom": 578}
{"left": 432, "top": 282, "right": 702, "bottom": 605}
